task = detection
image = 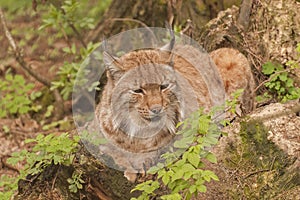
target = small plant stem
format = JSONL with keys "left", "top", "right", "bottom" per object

{"left": 243, "top": 169, "right": 271, "bottom": 179}
{"left": 68, "top": 22, "right": 87, "bottom": 48}
{"left": 60, "top": 7, "right": 87, "bottom": 48}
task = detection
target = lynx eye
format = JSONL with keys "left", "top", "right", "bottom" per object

{"left": 160, "top": 84, "right": 169, "bottom": 90}
{"left": 132, "top": 89, "right": 144, "bottom": 94}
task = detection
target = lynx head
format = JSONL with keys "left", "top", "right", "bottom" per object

{"left": 102, "top": 38, "right": 183, "bottom": 138}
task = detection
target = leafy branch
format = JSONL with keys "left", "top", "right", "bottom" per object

{"left": 131, "top": 109, "right": 223, "bottom": 200}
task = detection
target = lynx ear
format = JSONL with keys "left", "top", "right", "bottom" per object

{"left": 103, "top": 51, "right": 124, "bottom": 81}
{"left": 160, "top": 23, "right": 175, "bottom": 67}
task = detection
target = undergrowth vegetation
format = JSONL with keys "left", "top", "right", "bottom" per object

{"left": 257, "top": 44, "right": 300, "bottom": 103}
{"left": 0, "top": 133, "right": 80, "bottom": 199}
{"left": 131, "top": 109, "right": 222, "bottom": 200}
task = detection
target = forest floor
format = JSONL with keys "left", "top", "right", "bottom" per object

{"left": 0, "top": 7, "right": 75, "bottom": 190}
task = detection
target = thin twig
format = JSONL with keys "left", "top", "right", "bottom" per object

{"left": 180, "top": 19, "right": 193, "bottom": 42}
{"left": 0, "top": 8, "right": 51, "bottom": 87}
{"left": 243, "top": 168, "right": 271, "bottom": 179}
{"left": 1, "top": 157, "right": 20, "bottom": 173}
{"left": 108, "top": 18, "right": 158, "bottom": 44}
{"left": 68, "top": 22, "right": 87, "bottom": 48}
{"left": 60, "top": 7, "right": 87, "bottom": 48}
{"left": 253, "top": 68, "right": 291, "bottom": 93}
{"left": 51, "top": 166, "right": 59, "bottom": 190}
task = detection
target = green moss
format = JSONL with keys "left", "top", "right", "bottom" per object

{"left": 224, "top": 120, "right": 299, "bottom": 199}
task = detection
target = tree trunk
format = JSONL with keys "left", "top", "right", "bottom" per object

{"left": 87, "top": 0, "right": 240, "bottom": 41}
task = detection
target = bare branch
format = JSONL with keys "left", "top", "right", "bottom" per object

{"left": 0, "top": 8, "right": 51, "bottom": 87}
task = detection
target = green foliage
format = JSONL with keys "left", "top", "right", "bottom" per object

{"left": 0, "top": 133, "right": 79, "bottom": 199}
{"left": 0, "top": 0, "right": 110, "bottom": 198}
{"left": 225, "top": 89, "right": 244, "bottom": 115}
{"left": 0, "top": 0, "right": 32, "bottom": 15}
{"left": 0, "top": 175, "right": 17, "bottom": 199}
{"left": 8, "top": 133, "right": 79, "bottom": 173}
{"left": 0, "top": 73, "right": 42, "bottom": 118}
{"left": 131, "top": 180, "right": 160, "bottom": 200}
{"left": 50, "top": 62, "right": 80, "bottom": 100}
{"left": 50, "top": 42, "right": 101, "bottom": 100}
{"left": 42, "top": 118, "right": 73, "bottom": 130}
{"left": 259, "top": 44, "right": 300, "bottom": 102}
{"left": 67, "top": 171, "right": 85, "bottom": 193}
{"left": 131, "top": 109, "right": 222, "bottom": 200}
{"left": 37, "top": 0, "right": 102, "bottom": 100}
{"left": 80, "top": 130, "right": 107, "bottom": 146}
{"left": 39, "top": 0, "right": 95, "bottom": 34}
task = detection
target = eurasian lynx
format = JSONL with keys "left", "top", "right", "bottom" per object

{"left": 95, "top": 39, "right": 255, "bottom": 181}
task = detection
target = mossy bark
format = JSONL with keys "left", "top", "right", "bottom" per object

{"left": 201, "top": 102, "right": 300, "bottom": 199}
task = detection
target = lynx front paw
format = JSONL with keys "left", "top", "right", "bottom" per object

{"left": 124, "top": 171, "right": 138, "bottom": 183}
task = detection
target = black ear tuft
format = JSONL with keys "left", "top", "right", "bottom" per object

{"left": 102, "top": 40, "right": 124, "bottom": 81}
{"left": 160, "top": 23, "right": 175, "bottom": 67}
{"left": 102, "top": 51, "right": 124, "bottom": 81}
{"left": 103, "top": 51, "right": 117, "bottom": 66}
{"left": 160, "top": 22, "right": 175, "bottom": 52}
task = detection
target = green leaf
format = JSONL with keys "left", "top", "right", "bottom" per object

{"left": 285, "top": 78, "right": 294, "bottom": 87}
{"left": 176, "top": 121, "right": 184, "bottom": 128}
{"left": 157, "top": 169, "right": 166, "bottom": 179}
{"left": 210, "top": 173, "right": 219, "bottom": 181}
{"left": 203, "top": 136, "right": 219, "bottom": 145}
{"left": 189, "top": 185, "right": 197, "bottom": 194}
{"left": 2, "top": 125, "right": 10, "bottom": 133}
{"left": 161, "top": 193, "right": 182, "bottom": 200}
{"left": 279, "top": 73, "right": 288, "bottom": 81}
{"left": 173, "top": 136, "right": 193, "bottom": 149}
{"left": 182, "top": 163, "right": 196, "bottom": 172}
{"left": 262, "top": 62, "right": 275, "bottom": 75}
{"left": 69, "top": 184, "right": 78, "bottom": 193}
{"left": 187, "top": 152, "right": 200, "bottom": 167}
{"left": 206, "top": 153, "right": 217, "bottom": 163}
{"left": 162, "top": 173, "right": 170, "bottom": 185}
{"left": 197, "top": 185, "right": 207, "bottom": 193}
{"left": 202, "top": 170, "right": 219, "bottom": 182}
{"left": 147, "top": 165, "right": 161, "bottom": 174}
{"left": 71, "top": 43, "right": 76, "bottom": 54}
{"left": 171, "top": 169, "right": 184, "bottom": 182}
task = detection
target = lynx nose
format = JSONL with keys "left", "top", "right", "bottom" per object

{"left": 150, "top": 105, "right": 162, "bottom": 115}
